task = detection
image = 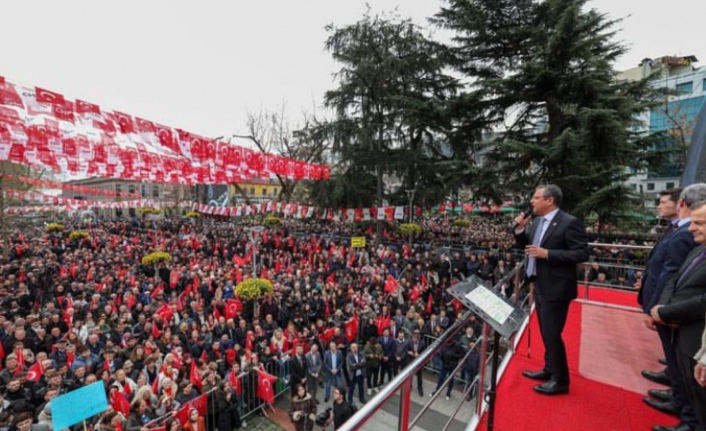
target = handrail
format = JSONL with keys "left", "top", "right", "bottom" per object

{"left": 336, "top": 310, "right": 473, "bottom": 431}
{"left": 588, "top": 242, "right": 653, "bottom": 250}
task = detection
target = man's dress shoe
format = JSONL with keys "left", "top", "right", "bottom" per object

{"left": 652, "top": 423, "right": 694, "bottom": 431}
{"left": 533, "top": 381, "right": 569, "bottom": 395}
{"left": 522, "top": 370, "right": 551, "bottom": 381}
{"left": 647, "top": 388, "right": 673, "bottom": 402}
{"left": 642, "top": 398, "right": 680, "bottom": 417}
{"left": 641, "top": 370, "right": 671, "bottom": 386}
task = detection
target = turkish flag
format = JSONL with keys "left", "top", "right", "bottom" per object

{"left": 0, "top": 82, "right": 23, "bottom": 108}
{"left": 26, "top": 361, "right": 44, "bottom": 382}
{"left": 228, "top": 371, "right": 242, "bottom": 395}
{"left": 344, "top": 316, "right": 358, "bottom": 342}
{"left": 151, "top": 373, "right": 160, "bottom": 394}
{"left": 110, "top": 391, "right": 131, "bottom": 416}
{"left": 155, "top": 304, "right": 173, "bottom": 322}
{"left": 176, "top": 393, "right": 208, "bottom": 425}
{"left": 75, "top": 99, "right": 101, "bottom": 114}
{"left": 135, "top": 117, "right": 156, "bottom": 134}
{"left": 384, "top": 275, "right": 399, "bottom": 293}
{"left": 224, "top": 299, "right": 242, "bottom": 320}
{"left": 232, "top": 255, "right": 245, "bottom": 266}
{"left": 257, "top": 370, "right": 277, "bottom": 404}
{"left": 320, "top": 328, "right": 335, "bottom": 346}
{"left": 35, "top": 87, "right": 65, "bottom": 105}
{"left": 170, "top": 271, "right": 181, "bottom": 288}
{"left": 52, "top": 100, "right": 74, "bottom": 123}
{"left": 375, "top": 315, "right": 391, "bottom": 336}
{"left": 113, "top": 111, "right": 135, "bottom": 133}
{"left": 190, "top": 360, "right": 202, "bottom": 391}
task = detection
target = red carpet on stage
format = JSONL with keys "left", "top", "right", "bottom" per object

{"left": 480, "top": 291, "right": 678, "bottom": 431}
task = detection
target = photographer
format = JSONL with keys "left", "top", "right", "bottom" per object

{"left": 329, "top": 387, "right": 355, "bottom": 430}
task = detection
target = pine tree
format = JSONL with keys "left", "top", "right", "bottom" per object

{"left": 313, "top": 11, "right": 460, "bottom": 214}
{"left": 435, "top": 0, "right": 655, "bottom": 222}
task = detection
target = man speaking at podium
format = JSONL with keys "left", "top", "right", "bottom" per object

{"left": 514, "top": 185, "right": 589, "bottom": 395}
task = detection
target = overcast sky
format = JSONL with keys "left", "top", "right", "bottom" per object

{"left": 1, "top": 0, "right": 704, "bottom": 141}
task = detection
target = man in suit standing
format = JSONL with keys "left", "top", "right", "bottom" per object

{"left": 346, "top": 343, "right": 367, "bottom": 404}
{"left": 640, "top": 186, "right": 706, "bottom": 430}
{"left": 515, "top": 184, "right": 589, "bottom": 395}
{"left": 407, "top": 331, "right": 426, "bottom": 396}
{"left": 378, "top": 328, "right": 395, "bottom": 386}
{"left": 639, "top": 188, "right": 682, "bottom": 391}
{"left": 289, "top": 345, "right": 308, "bottom": 397}
{"left": 323, "top": 341, "right": 343, "bottom": 403}
{"left": 306, "top": 344, "right": 322, "bottom": 402}
{"left": 652, "top": 198, "right": 706, "bottom": 431}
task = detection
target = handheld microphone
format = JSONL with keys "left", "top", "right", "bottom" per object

{"left": 513, "top": 206, "right": 533, "bottom": 230}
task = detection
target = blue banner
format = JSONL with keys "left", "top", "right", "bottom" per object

{"left": 51, "top": 382, "right": 108, "bottom": 430}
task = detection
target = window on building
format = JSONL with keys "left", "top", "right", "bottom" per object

{"left": 115, "top": 184, "right": 122, "bottom": 195}
{"left": 666, "top": 182, "right": 675, "bottom": 189}
{"left": 647, "top": 183, "right": 655, "bottom": 191}
{"left": 262, "top": 188, "right": 267, "bottom": 196}
{"left": 128, "top": 185, "right": 135, "bottom": 196}
{"left": 250, "top": 187, "right": 255, "bottom": 195}
{"left": 152, "top": 185, "right": 159, "bottom": 198}
{"left": 141, "top": 184, "right": 147, "bottom": 198}
{"left": 631, "top": 184, "right": 637, "bottom": 190}
{"left": 676, "top": 81, "right": 693, "bottom": 94}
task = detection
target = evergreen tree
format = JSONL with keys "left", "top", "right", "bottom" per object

{"left": 313, "top": 11, "right": 460, "bottom": 215}
{"left": 435, "top": 0, "right": 656, "bottom": 222}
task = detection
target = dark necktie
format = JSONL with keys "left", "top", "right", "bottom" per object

{"left": 676, "top": 249, "right": 706, "bottom": 285}
{"left": 664, "top": 222, "right": 678, "bottom": 236}
{"left": 526, "top": 218, "right": 546, "bottom": 277}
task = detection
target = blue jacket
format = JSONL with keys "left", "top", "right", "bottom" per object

{"left": 323, "top": 349, "right": 344, "bottom": 376}
{"left": 639, "top": 223, "right": 696, "bottom": 313}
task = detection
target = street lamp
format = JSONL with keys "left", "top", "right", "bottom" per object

{"left": 405, "top": 189, "right": 416, "bottom": 249}
{"left": 248, "top": 226, "right": 264, "bottom": 278}
{"left": 405, "top": 189, "right": 416, "bottom": 223}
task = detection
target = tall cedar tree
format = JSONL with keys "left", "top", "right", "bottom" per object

{"left": 434, "top": 0, "right": 656, "bottom": 222}
{"left": 311, "top": 12, "right": 460, "bottom": 214}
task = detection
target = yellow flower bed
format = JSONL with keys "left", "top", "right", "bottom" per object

{"left": 235, "top": 278, "right": 274, "bottom": 301}
{"left": 68, "top": 230, "right": 89, "bottom": 241}
{"left": 47, "top": 223, "right": 65, "bottom": 232}
{"left": 399, "top": 223, "right": 422, "bottom": 237}
{"left": 137, "top": 208, "right": 162, "bottom": 215}
{"left": 262, "top": 216, "right": 281, "bottom": 226}
{"left": 452, "top": 218, "right": 471, "bottom": 228}
{"left": 185, "top": 211, "right": 201, "bottom": 218}
{"left": 142, "top": 251, "right": 172, "bottom": 265}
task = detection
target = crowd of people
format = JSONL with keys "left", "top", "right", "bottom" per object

{"left": 0, "top": 211, "right": 670, "bottom": 431}
{"left": 0, "top": 214, "right": 525, "bottom": 431}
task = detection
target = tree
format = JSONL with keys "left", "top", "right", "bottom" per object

{"left": 0, "top": 162, "right": 49, "bottom": 260}
{"left": 316, "top": 11, "right": 460, "bottom": 233}
{"left": 434, "top": 0, "right": 657, "bottom": 223}
{"left": 233, "top": 107, "right": 330, "bottom": 202}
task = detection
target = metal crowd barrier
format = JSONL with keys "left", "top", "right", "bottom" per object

{"left": 581, "top": 242, "right": 652, "bottom": 309}
{"left": 337, "top": 261, "right": 528, "bottom": 431}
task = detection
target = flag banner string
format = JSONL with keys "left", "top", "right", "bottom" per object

{"left": 0, "top": 76, "right": 330, "bottom": 185}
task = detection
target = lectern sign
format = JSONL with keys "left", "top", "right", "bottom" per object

{"left": 465, "top": 285, "right": 514, "bottom": 325}
{"left": 447, "top": 276, "right": 526, "bottom": 338}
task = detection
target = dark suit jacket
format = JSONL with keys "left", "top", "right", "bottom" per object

{"left": 658, "top": 245, "right": 706, "bottom": 357}
{"left": 638, "top": 223, "right": 696, "bottom": 313}
{"left": 515, "top": 210, "right": 589, "bottom": 302}
{"left": 289, "top": 355, "right": 308, "bottom": 384}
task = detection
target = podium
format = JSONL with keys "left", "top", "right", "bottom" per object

{"left": 447, "top": 276, "right": 526, "bottom": 431}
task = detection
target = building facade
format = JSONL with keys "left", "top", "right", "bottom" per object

{"left": 618, "top": 55, "right": 706, "bottom": 207}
